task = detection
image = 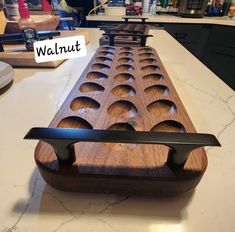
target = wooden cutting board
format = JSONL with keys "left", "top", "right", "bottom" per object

{"left": 0, "top": 30, "right": 90, "bottom": 68}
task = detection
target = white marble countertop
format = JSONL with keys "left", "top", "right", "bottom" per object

{"left": 0, "top": 28, "right": 234, "bottom": 232}
{"left": 86, "top": 14, "right": 235, "bottom": 26}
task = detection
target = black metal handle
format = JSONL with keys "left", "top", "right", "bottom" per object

{"left": 106, "top": 29, "right": 145, "bottom": 34}
{"left": 0, "top": 30, "right": 60, "bottom": 52}
{"left": 122, "top": 17, "right": 148, "bottom": 24}
{"left": 103, "top": 33, "right": 153, "bottom": 46}
{"left": 24, "top": 127, "right": 220, "bottom": 169}
{"left": 0, "top": 30, "right": 60, "bottom": 42}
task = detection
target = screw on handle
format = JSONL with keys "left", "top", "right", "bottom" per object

{"left": 24, "top": 127, "right": 221, "bottom": 169}
{"left": 122, "top": 17, "right": 148, "bottom": 24}
{"left": 103, "top": 33, "right": 153, "bottom": 46}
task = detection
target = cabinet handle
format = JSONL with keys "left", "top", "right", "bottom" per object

{"left": 24, "top": 127, "right": 220, "bottom": 169}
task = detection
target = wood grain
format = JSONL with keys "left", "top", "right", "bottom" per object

{"left": 34, "top": 46, "right": 207, "bottom": 195}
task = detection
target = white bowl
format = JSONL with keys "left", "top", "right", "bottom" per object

{"left": 0, "top": 61, "right": 14, "bottom": 89}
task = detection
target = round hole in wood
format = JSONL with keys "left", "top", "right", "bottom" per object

{"left": 97, "top": 51, "right": 114, "bottom": 57}
{"left": 144, "top": 85, "right": 169, "bottom": 97}
{"left": 138, "top": 47, "right": 153, "bottom": 52}
{"left": 143, "top": 73, "right": 163, "bottom": 81}
{"left": 87, "top": 71, "right": 108, "bottom": 80}
{"left": 114, "top": 73, "right": 135, "bottom": 83}
{"left": 100, "top": 46, "right": 116, "bottom": 52}
{"left": 151, "top": 120, "right": 186, "bottom": 133}
{"left": 119, "top": 52, "right": 134, "bottom": 57}
{"left": 108, "top": 123, "right": 135, "bottom": 131}
{"left": 92, "top": 63, "right": 110, "bottom": 70}
{"left": 118, "top": 57, "right": 134, "bottom": 63}
{"left": 120, "top": 47, "right": 133, "bottom": 51}
{"left": 116, "top": 64, "right": 135, "bottom": 72}
{"left": 111, "top": 85, "right": 136, "bottom": 97}
{"left": 141, "top": 65, "right": 160, "bottom": 72}
{"left": 139, "top": 52, "right": 154, "bottom": 58}
{"left": 108, "top": 100, "right": 138, "bottom": 118}
{"left": 70, "top": 96, "right": 100, "bottom": 113}
{"left": 106, "top": 123, "right": 136, "bottom": 151}
{"left": 147, "top": 100, "right": 176, "bottom": 116}
{"left": 96, "top": 57, "right": 112, "bottom": 63}
{"left": 57, "top": 116, "right": 93, "bottom": 129}
{"left": 79, "top": 82, "right": 105, "bottom": 93}
{"left": 140, "top": 58, "right": 157, "bottom": 65}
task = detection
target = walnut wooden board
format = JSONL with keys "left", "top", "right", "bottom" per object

{"left": 35, "top": 46, "right": 207, "bottom": 195}
{"left": 0, "top": 30, "right": 90, "bottom": 68}
{"left": 115, "top": 23, "right": 149, "bottom": 34}
{"left": 100, "top": 23, "right": 149, "bottom": 46}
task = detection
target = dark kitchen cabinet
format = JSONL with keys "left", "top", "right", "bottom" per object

{"left": 202, "top": 25, "right": 235, "bottom": 90}
{"left": 166, "top": 24, "right": 235, "bottom": 89}
{"left": 164, "top": 24, "right": 210, "bottom": 60}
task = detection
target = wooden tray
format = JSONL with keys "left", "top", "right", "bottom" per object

{"left": 115, "top": 23, "right": 149, "bottom": 34}
{"left": 25, "top": 46, "right": 220, "bottom": 195}
{"left": 0, "top": 30, "right": 90, "bottom": 68}
{"left": 100, "top": 23, "right": 149, "bottom": 46}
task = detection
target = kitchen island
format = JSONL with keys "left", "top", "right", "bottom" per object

{"left": 0, "top": 28, "right": 234, "bottom": 232}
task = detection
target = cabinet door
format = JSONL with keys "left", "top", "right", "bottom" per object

{"left": 207, "top": 25, "right": 235, "bottom": 48}
{"left": 164, "top": 24, "right": 202, "bottom": 43}
{"left": 164, "top": 24, "right": 209, "bottom": 59}
{"left": 203, "top": 44, "right": 235, "bottom": 89}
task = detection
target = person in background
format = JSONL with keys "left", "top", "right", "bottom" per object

{"left": 57, "top": 0, "right": 94, "bottom": 27}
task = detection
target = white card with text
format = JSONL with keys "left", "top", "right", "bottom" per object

{"left": 34, "top": 35, "right": 87, "bottom": 63}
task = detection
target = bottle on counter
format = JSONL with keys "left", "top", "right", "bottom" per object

{"left": 151, "top": 0, "right": 157, "bottom": 15}
{"left": 17, "top": 0, "right": 37, "bottom": 51}
{"left": 143, "top": 0, "right": 150, "bottom": 13}
{"left": 17, "top": 0, "right": 36, "bottom": 30}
